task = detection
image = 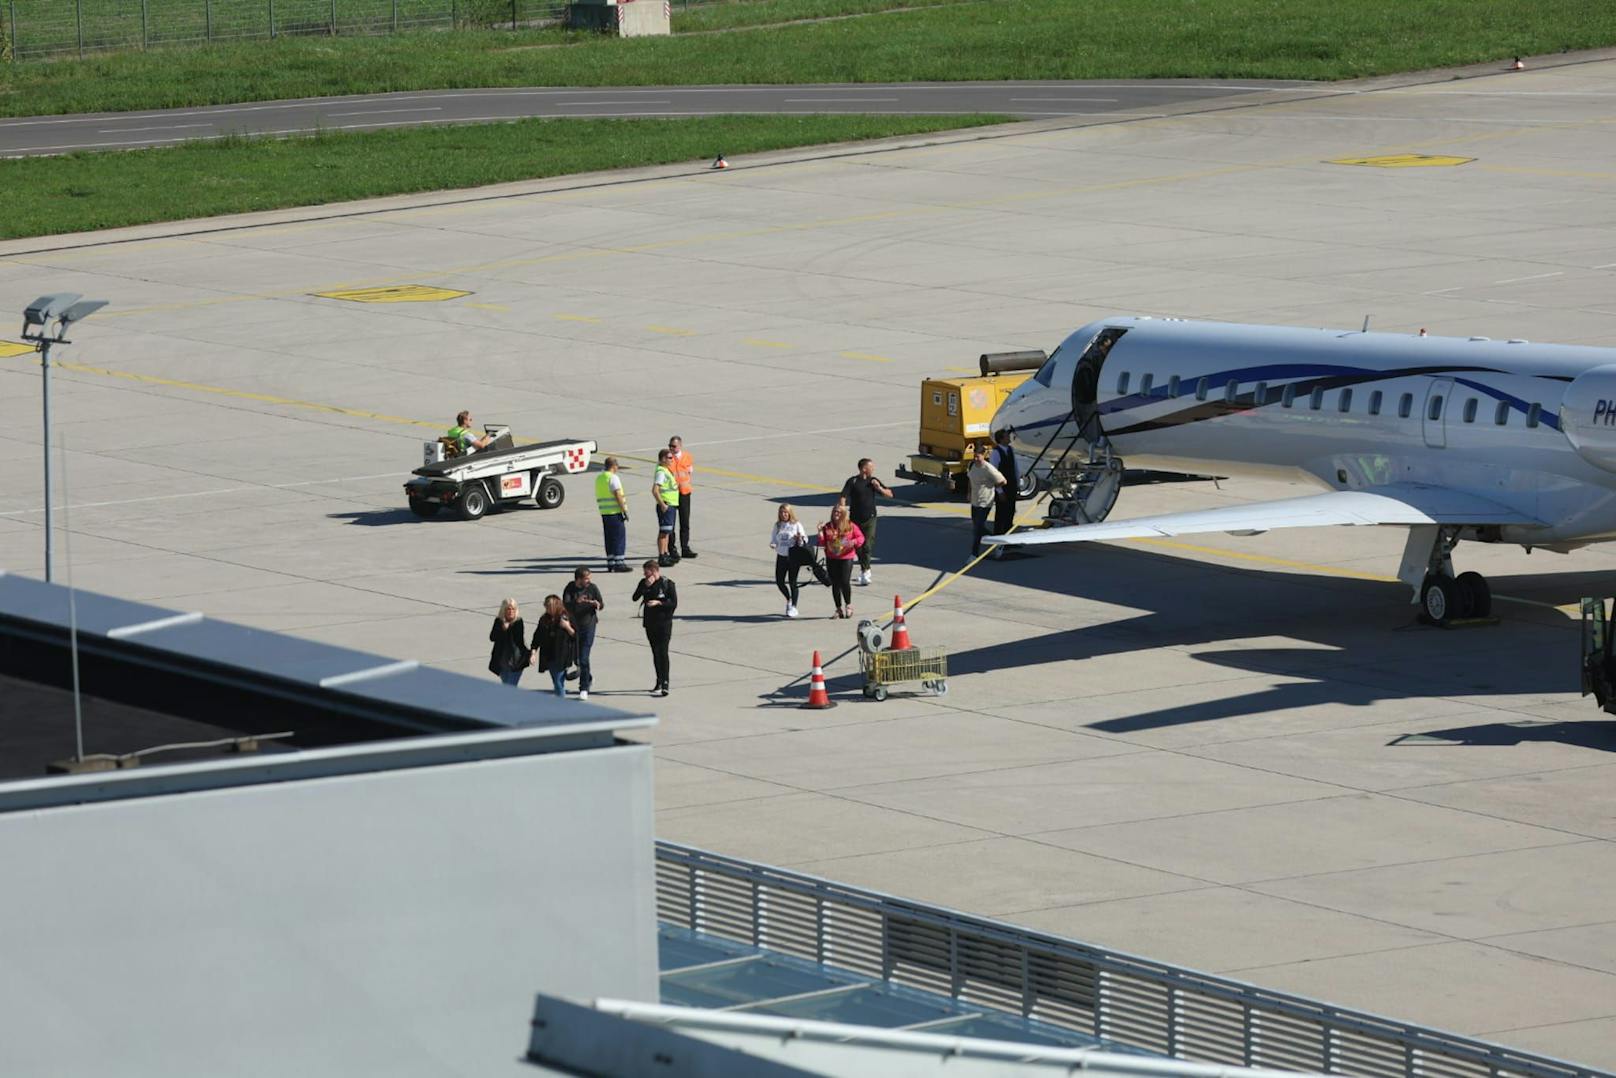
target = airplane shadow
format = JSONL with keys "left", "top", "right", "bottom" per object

{"left": 1389, "top": 720, "right": 1616, "bottom": 752}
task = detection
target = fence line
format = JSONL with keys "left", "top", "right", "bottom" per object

{"left": 5, "top": 0, "right": 704, "bottom": 61}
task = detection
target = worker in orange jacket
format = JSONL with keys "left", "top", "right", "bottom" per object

{"left": 668, "top": 435, "right": 698, "bottom": 559}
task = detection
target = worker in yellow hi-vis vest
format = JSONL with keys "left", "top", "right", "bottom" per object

{"left": 653, "top": 448, "right": 681, "bottom": 568}
{"left": 594, "top": 457, "right": 630, "bottom": 572}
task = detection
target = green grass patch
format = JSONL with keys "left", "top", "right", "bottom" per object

{"left": 673, "top": 0, "right": 967, "bottom": 33}
{"left": 2, "top": 0, "right": 1614, "bottom": 118}
{"left": 0, "top": 113, "right": 1005, "bottom": 239}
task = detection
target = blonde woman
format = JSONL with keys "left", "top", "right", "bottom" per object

{"left": 817, "top": 504, "right": 865, "bottom": 619}
{"left": 488, "top": 598, "right": 529, "bottom": 687}
{"left": 769, "top": 504, "right": 810, "bottom": 618}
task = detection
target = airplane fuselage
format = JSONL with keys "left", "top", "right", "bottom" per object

{"left": 994, "top": 317, "right": 1616, "bottom": 547}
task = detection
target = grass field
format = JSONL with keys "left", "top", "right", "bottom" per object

{"left": 3, "top": 0, "right": 1614, "bottom": 117}
{"left": 0, "top": 113, "right": 1005, "bottom": 239}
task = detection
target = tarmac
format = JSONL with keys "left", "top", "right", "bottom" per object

{"left": 3, "top": 53, "right": 1616, "bottom": 1069}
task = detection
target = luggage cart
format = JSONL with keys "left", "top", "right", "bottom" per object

{"left": 858, "top": 645, "right": 948, "bottom": 702}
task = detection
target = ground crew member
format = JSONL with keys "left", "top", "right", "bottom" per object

{"left": 632, "top": 559, "right": 678, "bottom": 696}
{"left": 668, "top": 435, "right": 698, "bottom": 559}
{"left": 596, "top": 457, "right": 630, "bottom": 572}
{"left": 653, "top": 448, "right": 681, "bottom": 567}
{"left": 446, "top": 410, "right": 493, "bottom": 455}
{"left": 840, "top": 457, "right": 893, "bottom": 587}
{"left": 990, "top": 428, "right": 1020, "bottom": 555}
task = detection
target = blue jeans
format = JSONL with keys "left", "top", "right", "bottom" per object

{"left": 575, "top": 622, "right": 596, "bottom": 691}
{"left": 548, "top": 666, "right": 567, "bottom": 697}
{"left": 602, "top": 513, "right": 626, "bottom": 563}
{"left": 499, "top": 669, "right": 523, "bottom": 687}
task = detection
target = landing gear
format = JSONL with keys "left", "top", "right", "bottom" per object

{"left": 1404, "top": 525, "right": 1493, "bottom": 626}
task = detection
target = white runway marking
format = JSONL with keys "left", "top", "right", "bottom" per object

{"left": 96, "top": 122, "right": 212, "bottom": 134}
{"left": 1495, "top": 271, "right": 1565, "bottom": 284}
{"left": 325, "top": 107, "right": 445, "bottom": 118}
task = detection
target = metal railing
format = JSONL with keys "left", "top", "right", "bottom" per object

{"left": 3, "top": 0, "right": 709, "bottom": 61}
{"left": 655, "top": 842, "right": 1608, "bottom": 1078}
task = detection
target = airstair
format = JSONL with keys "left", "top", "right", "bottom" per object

{"left": 1026, "top": 411, "right": 1122, "bottom": 527}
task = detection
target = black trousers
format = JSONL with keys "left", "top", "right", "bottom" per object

{"left": 854, "top": 516, "right": 876, "bottom": 572}
{"left": 677, "top": 493, "right": 693, "bottom": 551}
{"left": 994, "top": 490, "right": 1015, "bottom": 536}
{"left": 644, "top": 619, "right": 672, "bottom": 687}
{"left": 827, "top": 559, "right": 855, "bottom": 609}
{"left": 971, "top": 505, "right": 992, "bottom": 555}
{"left": 775, "top": 555, "right": 802, "bottom": 605}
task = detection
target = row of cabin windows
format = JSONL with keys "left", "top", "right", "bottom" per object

{"left": 1117, "top": 372, "right": 1542, "bottom": 428}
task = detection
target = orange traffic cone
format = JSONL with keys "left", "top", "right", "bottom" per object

{"left": 1511, "top": 57, "right": 1525, "bottom": 71}
{"left": 711, "top": 155, "right": 729, "bottom": 170}
{"left": 888, "top": 595, "right": 913, "bottom": 651}
{"left": 802, "top": 650, "right": 837, "bottom": 709}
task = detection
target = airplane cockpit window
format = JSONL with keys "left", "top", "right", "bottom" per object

{"left": 1032, "top": 347, "right": 1061, "bottom": 388}
{"left": 1309, "top": 387, "right": 1325, "bottom": 411}
{"left": 1399, "top": 393, "right": 1414, "bottom": 418}
{"left": 1495, "top": 401, "right": 1510, "bottom": 426}
{"left": 1527, "top": 403, "right": 1542, "bottom": 428}
{"left": 1463, "top": 399, "right": 1478, "bottom": 423}
{"left": 1369, "top": 390, "right": 1383, "bottom": 416}
{"left": 1428, "top": 395, "right": 1445, "bottom": 421}
{"left": 1116, "top": 372, "right": 1130, "bottom": 394}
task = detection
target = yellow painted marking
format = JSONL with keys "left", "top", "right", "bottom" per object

{"left": 312, "top": 285, "right": 472, "bottom": 303}
{"left": 647, "top": 324, "right": 696, "bottom": 337}
{"left": 553, "top": 313, "right": 602, "bottom": 324}
{"left": 1329, "top": 154, "right": 1474, "bottom": 168}
{"left": 743, "top": 338, "right": 793, "bottom": 350}
{"left": 464, "top": 302, "right": 509, "bottom": 312}
{"left": 840, "top": 351, "right": 895, "bottom": 364}
{"left": 0, "top": 340, "right": 34, "bottom": 358}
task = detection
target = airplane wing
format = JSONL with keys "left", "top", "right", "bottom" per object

{"left": 984, "top": 483, "right": 1543, "bottom": 547}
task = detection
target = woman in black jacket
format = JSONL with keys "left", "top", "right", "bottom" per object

{"left": 488, "top": 598, "right": 529, "bottom": 687}
{"left": 531, "top": 594, "right": 576, "bottom": 699}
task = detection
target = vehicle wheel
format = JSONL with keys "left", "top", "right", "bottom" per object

{"left": 862, "top": 685, "right": 875, "bottom": 699}
{"left": 872, "top": 686, "right": 888, "bottom": 702}
{"left": 933, "top": 680, "right": 948, "bottom": 696}
{"left": 1420, "top": 574, "right": 1458, "bottom": 626}
{"left": 408, "top": 499, "right": 440, "bottom": 519}
{"left": 1457, "top": 571, "right": 1491, "bottom": 618}
{"left": 1016, "top": 470, "right": 1039, "bottom": 500}
{"left": 537, "top": 478, "right": 565, "bottom": 510}
{"left": 458, "top": 483, "right": 490, "bottom": 521}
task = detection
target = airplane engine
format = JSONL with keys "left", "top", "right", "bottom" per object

{"left": 1560, "top": 364, "right": 1616, "bottom": 474}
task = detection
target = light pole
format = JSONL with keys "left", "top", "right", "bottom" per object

{"left": 20, "top": 293, "right": 108, "bottom": 582}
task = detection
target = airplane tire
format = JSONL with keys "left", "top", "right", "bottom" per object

{"left": 1457, "top": 571, "right": 1492, "bottom": 618}
{"left": 537, "top": 478, "right": 565, "bottom": 510}
{"left": 458, "top": 483, "right": 490, "bottom": 521}
{"left": 1421, "top": 574, "right": 1458, "bottom": 626}
{"left": 1016, "top": 470, "right": 1040, "bottom": 499}
{"left": 408, "top": 499, "right": 440, "bottom": 519}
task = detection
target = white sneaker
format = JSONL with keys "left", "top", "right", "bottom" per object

{"left": 858, "top": 570, "right": 871, "bottom": 586}
{"left": 786, "top": 604, "right": 798, "bottom": 618}
{"left": 579, "top": 690, "right": 589, "bottom": 701}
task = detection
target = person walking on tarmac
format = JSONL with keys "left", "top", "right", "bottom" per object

{"left": 653, "top": 448, "right": 681, "bottom": 568}
{"left": 596, "top": 457, "right": 630, "bottom": 573}
{"left": 632, "top": 559, "right": 678, "bottom": 696}
{"left": 769, "top": 503, "right": 809, "bottom": 618}
{"left": 818, "top": 503, "right": 865, "bottom": 619}
{"left": 840, "top": 458, "right": 892, "bottom": 587}
{"left": 563, "top": 566, "right": 605, "bottom": 701}
{"left": 968, "top": 444, "right": 1007, "bottom": 557}
{"left": 531, "top": 595, "right": 576, "bottom": 699}
{"left": 447, "top": 410, "right": 494, "bottom": 455}
{"left": 488, "top": 598, "right": 529, "bottom": 687}
{"left": 668, "top": 435, "right": 698, "bottom": 559}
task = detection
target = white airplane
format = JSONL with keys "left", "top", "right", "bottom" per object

{"left": 986, "top": 316, "right": 1616, "bottom": 625}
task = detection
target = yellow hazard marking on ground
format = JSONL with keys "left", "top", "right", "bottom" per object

{"left": 1329, "top": 154, "right": 1474, "bottom": 168}
{"left": 464, "top": 302, "right": 509, "bottom": 312}
{"left": 840, "top": 351, "right": 895, "bottom": 363}
{"left": 312, "top": 285, "right": 472, "bottom": 303}
{"left": 553, "top": 313, "right": 602, "bottom": 323}
{"left": 0, "top": 340, "right": 34, "bottom": 358}
{"left": 743, "top": 338, "right": 793, "bottom": 350}
{"left": 647, "top": 324, "right": 697, "bottom": 337}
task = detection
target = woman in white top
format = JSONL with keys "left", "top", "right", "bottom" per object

{"left": 968, "top": 447, "right": 1006, "bottom": 557}
{"left": 769, "top": 503, "right": 810, "bottom": 618}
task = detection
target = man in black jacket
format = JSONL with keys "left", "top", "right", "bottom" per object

{"left": 563, "top": 567, "right": 605, "bottom": 701}
{"left": 631, "top": 559, "right": 678, "bottom": 697}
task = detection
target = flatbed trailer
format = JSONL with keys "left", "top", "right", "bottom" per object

{"left": 403, "top": 427, "right": 597, "bottom": 521}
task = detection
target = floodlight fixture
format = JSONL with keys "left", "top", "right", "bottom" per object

{"left": 21, "top": 293, "right": 109, "bottom": 582}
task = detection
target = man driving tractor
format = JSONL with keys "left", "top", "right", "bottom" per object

{"left": 446, "top": 410, "right": 494, "bottom": 455}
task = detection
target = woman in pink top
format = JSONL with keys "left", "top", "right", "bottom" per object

{"left": 818, "top": 502, "right": 865, "bottom": 619}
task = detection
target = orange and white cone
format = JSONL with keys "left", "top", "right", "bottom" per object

{"left": 802, "top": 650, "right": 837, "bottom": 709}
{"left": 888, "top": 595, "right": 913, "bottom": 651}
{"left": 711, "top": 154, "right": 729, "bottom": 170}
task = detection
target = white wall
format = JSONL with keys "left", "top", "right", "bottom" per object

{"left": 0, "top": 742, "right": 657, "bottom": 1077}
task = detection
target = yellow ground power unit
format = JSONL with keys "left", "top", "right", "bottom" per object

{"left": 895, "top": 350, "right": 1044, "bottom": 495}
